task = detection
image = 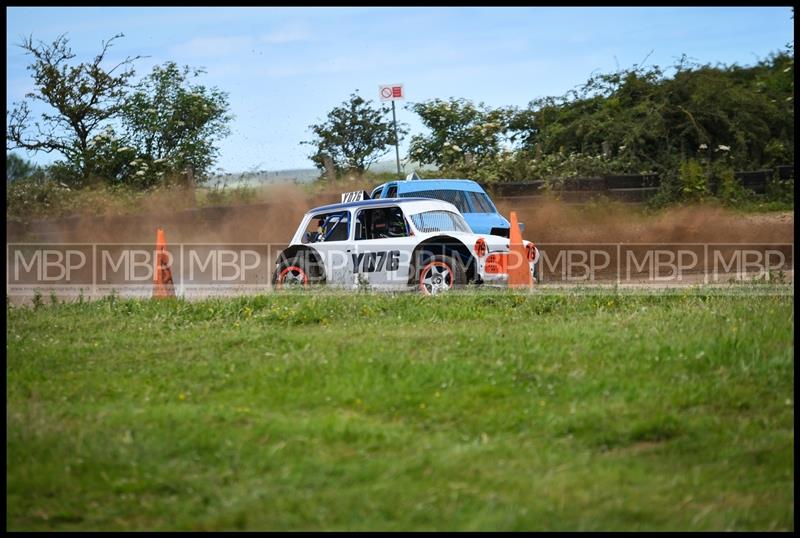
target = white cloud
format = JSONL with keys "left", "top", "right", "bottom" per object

{"left": 260, "top": 24, "right": 312, "bottom": 44}
{"left": 256, "top": 57, "right": 369, "bottom": 78}
{"left": 169, "top": 35, "right": 256, "bottom": 58}
{"left": 167, "top": 25, "right": 312, "bottom": 63}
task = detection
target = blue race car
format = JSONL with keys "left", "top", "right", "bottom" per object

{"left": 369, "top": 174, "right": 517, "bottom": 238}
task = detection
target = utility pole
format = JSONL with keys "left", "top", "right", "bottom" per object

{"left": 391, "top": 100, "right": 401, "bottom": 175}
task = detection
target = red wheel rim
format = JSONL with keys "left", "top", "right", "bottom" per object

{"left": 419, "top": 261, "right": 453, "bottom": 295}
{"left": 277, "top": 265, "right": 308, "bottom": 289}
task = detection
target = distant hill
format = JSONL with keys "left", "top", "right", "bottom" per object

{"left": 207, "top": 168, "right": 320, "bottom": 187}
{"left": 209, "top": 158, "right": 433, "bottom": 187}
{"left": 367, "top": 158, "right": 436, "bottom": 174}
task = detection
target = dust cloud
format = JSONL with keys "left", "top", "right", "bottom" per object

{"left": 7, "top": 182, "right": 793, "bottom": 246}
{"left": 497, "top": 197, "right": 794, "bottom": 245}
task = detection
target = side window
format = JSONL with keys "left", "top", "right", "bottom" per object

{"left": 371, "top": 186, "right": 383, "bottom": 199}
{"left": 385, "top": 185, "right": 398, "bottom": 198}
{"left": 301, "top": 211, "right": 350, "bottom": 244}
{"left": 355, "top": 206, "right": 409, "bottom": 240}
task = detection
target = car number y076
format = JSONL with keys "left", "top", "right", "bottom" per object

{"left": 352, "top": 250, "right": 401, "bottom": 273}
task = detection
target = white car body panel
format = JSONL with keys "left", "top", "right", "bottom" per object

{"left": 280, "top": 198, "right": 537, "bottom": 291}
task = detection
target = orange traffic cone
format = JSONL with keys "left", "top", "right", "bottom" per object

{"left": 153, "top": 228, "right": 175, "bottom": 298}
{"left": 507, "top": 211, "right": 532, "bottom": 288}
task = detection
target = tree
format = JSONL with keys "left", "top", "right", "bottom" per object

{"left": 120, "top": 62, "right": 232, "bottom": 185}
{"left": 6, "top": 33, "right": 142, "bottom": 186}
{"left": 502, "top": 51, "right": 794, "bottom": 183}
{"left": 303, "top": 92, "right": 407, "bottom": 176}
{"left": 6, "top": 153, "right": 39, "bottom": 183}
{"left": 407, "top": 98, "right": 511, "bottom": 174}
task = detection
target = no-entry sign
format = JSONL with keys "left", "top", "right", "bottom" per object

{"left": 379, "top": 84, "right": 404, "bottom": 101}
{"left": 380, "top": 83, "right": 404, "bottom": 174}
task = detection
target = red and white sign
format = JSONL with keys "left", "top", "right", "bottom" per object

{"left": 379, "top": 83, "right": 404, "bottom": 102}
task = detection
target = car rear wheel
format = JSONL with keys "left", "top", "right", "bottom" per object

{"left": 274, "top": 263, "right": 308, "bottom": 289}
{"left": 416, "top": 254, "right": 466, "bottom": 295}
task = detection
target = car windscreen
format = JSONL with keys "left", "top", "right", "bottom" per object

{"left": 409, "top": 210, "right": 472, "bottom": 233}
{"left": 399, "top": 189, "right": 470, "bottom": 213}
{"left": 400, "top": 188, "right": 496, "bottom": 213}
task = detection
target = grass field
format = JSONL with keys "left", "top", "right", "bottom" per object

{"left": 6, "top": 289, "right": 794, "bottom": 531}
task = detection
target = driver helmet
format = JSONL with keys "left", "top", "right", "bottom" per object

{"left": 387, "top": 208, "right": 406, "bottom": 237}
{"left": 372, "top": 209, "right": 388, "bottom": 237}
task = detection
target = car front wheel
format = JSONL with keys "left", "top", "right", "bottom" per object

{"left": 415, "top": 254, "right": 466, "bottom": 295}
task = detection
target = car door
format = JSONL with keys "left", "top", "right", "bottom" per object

{"left": 352, "top": 204, "right": 417, "bottom": 289}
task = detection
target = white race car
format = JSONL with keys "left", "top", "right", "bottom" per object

{"left": 272, "top": 195, "right": 539, "bottom": 295}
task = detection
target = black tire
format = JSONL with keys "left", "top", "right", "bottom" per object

{"left": 272, "top": 252, "right": 325, "bottom": 290}
{"left": 413, "top": 253, "right": 467, "bottom": 295}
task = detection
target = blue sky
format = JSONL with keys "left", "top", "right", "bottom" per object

{"left": 6, "top": 6, "right": 794, "bottom": 172}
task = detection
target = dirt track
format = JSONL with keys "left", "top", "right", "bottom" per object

{"left": 5, "top": 183, "right": 794, "bottom": 303}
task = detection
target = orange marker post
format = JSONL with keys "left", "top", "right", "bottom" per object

{"left": 153, "top": 228, "right": 175, "bottom": 298}
{"left": 507, "top": 211, "right": 532, "bottom": 288}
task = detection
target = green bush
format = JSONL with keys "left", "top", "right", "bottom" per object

{"left": 6, "top": 177, "right": 200, "bottom": 222}
{"left": 6, "top": 178, "right": 74, "bottom": 221}
{"left": 765, "top": 169, "right": 794, "bottom": 204}
{"left": 429, "top": 149, "right": 647, "bottom": 186}
{"left": 678, "top": 159, "right": 709, "bottom": 200}
{"left": 714, "top": 163, "right": 753, "bottom": 206}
